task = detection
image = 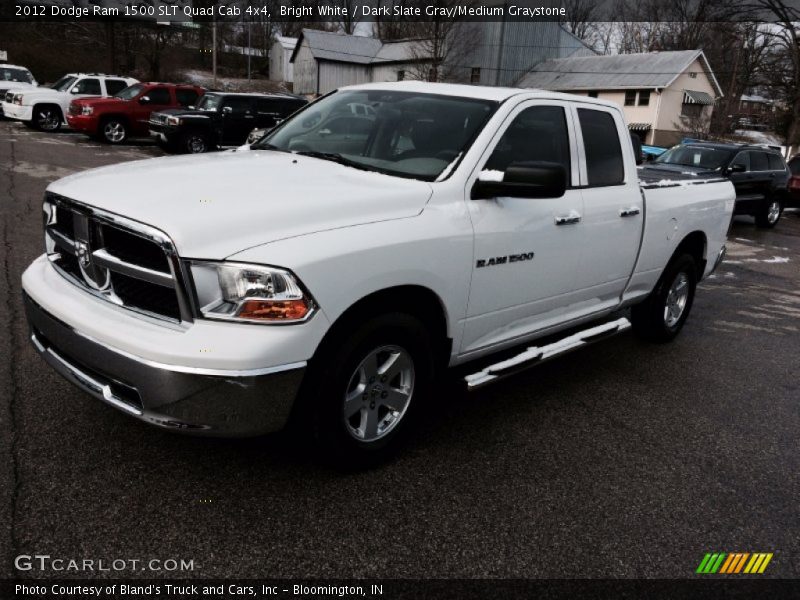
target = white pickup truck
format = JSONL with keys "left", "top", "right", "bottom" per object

{"left": 22, "top": 82, "right": 735, "bottom": 465}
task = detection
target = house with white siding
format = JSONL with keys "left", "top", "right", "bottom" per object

{"left": 520, "top": 50, "right": 724, "bottom": 146}
{"left": 291, "top": 22, "right": 594, "bottom": 96}
{"left": 270, "top": 36, "right": 297, "bottom": 84}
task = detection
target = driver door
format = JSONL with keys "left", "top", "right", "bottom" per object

{"left": 461, "top": 101, "right": 585, "bottom": 355}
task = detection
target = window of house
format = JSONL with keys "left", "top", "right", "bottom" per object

{"left": 470, "top": 68, "right": 481, "bottom": 84}
{"left": 578, "top": 108, "right": 624, "bottom": 187}
{"left": 624, "top": 91, "right": 636, "bottom": 106}
{"left": 587, "top": 91, "right": 598, "bottom": 98}
{"left": 638, "top": 90, "right": 650, "bottom": 106}
{"left": 688, "top": 72, "right": 697, "bottom": 78}
{"left": 483, "top": 105, "right": 571, "bottom": 177}
{"left": 681, "top": 103, "right": 703, "bottom": 118}
{"left": 397, "top": 70, "right": 405, "bottom": 81}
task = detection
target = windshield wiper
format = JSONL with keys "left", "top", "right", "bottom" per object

{"left": 294, "top": 150, "right": 371, "bottom": 171}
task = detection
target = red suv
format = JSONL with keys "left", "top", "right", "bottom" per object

{"left": 788, "top": 155, "right": 800, "bottom": 208}
{"left": 67, "top": 82, "right": 205, "bottom": 144}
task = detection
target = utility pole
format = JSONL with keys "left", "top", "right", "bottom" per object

{"left": 212, "top": 19, "right": 218, "bottom": 89}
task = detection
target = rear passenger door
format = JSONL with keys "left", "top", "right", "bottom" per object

{"left": 571, "top": 104, "right": 643, "bottom": 312}
{"left": 748, "top": 151, "right": 772, "bottom": 203}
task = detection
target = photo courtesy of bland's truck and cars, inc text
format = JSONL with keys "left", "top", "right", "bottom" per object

{"left": 1, "top": 0, "right": 799, "bottom": 598}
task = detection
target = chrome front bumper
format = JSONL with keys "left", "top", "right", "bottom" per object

{"left": 23, "top": 292, "right": 305, "bottom": 437}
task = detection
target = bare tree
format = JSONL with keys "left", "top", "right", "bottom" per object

{"left": 753, "top": 0, "right": 800, "bottom": 148}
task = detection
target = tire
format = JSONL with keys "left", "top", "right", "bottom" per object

{"left": 183, "top": 131, "right": 211, "bottom": 154}
{"left": 755, "top": 197, "right": 782, "bottom": 228}
{"left": 631, "top": 254, "right": 697, "bottom": 343}
{"left": 300, "top": 312, "right": 435, "bottom": 469}
{"left": 33, "top": 105, "right": 62, "bottom": 132}
{"left": 100, "top": 117, "right": 128, "bottom": 144}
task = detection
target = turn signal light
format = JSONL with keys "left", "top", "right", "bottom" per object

{"left": 237, "top": 298, "right": 310, "bottom": 321}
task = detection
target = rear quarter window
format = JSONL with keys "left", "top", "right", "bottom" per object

{"left": 105, "top": 79, "right": 128, "bottom": 95}
{"left": 767, "top": 153, "right": 785, "bottom": 171}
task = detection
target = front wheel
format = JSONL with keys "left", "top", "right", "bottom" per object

{"left": 631, "top": 254, "right": 697, "bottom": 343}
{"left": 34, "top": 105, "right": 62, "bottom": 131}
{"left": 183, "top": 131, "right": 212, "bottom": 154}
{"left": 301, "top": 313, "right": 435, "bottom": 468}
{"left": 755, "top": 197, "right": 782, "bottom": 228}
{"left": 101, "top": 118, "right": 128, "bottom": 144}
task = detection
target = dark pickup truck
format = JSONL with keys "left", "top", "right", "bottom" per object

{"left": 148, "top": 91, "right": 307, "bottom": 153}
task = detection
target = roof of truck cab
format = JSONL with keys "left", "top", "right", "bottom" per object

{"left": 339, "top": 81, "right": 622, "bottom": 109}
{"left": 0, "top": 64, "right": 33, "bottom": 71}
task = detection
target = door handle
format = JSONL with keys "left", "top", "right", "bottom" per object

{"left": 620, "top": 206, "right": 641, "bottom": 217}
{"left": 555, "top": 211, "right": 581, "bottom": 225}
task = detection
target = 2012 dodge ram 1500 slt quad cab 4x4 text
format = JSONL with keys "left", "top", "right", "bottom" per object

{"left": 22, "top": 82, "right": 735, "bottom": 465}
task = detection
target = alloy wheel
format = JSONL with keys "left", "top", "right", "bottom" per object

{"left": 342, "top": 345, "right": 415, "bottom": 443}
{"left": 103, "top": 121, "right": 126, "bottom": 143}
{"left": 664, "top": 272, "right": 689, "bottom": 328}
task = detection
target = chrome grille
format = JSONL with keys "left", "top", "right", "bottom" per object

{"left": 150, "top": 112, "right": 168, "bottom": 125}
{"left": 43, "top": 193, "right": 193, "bottom": 324}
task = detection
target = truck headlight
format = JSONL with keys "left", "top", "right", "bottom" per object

{"left": 13, "top": 93, "right": 23, "bottom": 105}
{"left": 81, "top": 105, "right": 93, "bottom": 115}
{"left": 190, "top": 261, "right": 315, "bottom": 323}
{"left": 166, "top": 115, "right": 182, "bottom": 126}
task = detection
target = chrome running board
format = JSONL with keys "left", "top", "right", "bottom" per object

{"left": 464, "top": 317, "right": 631, "bottom": 390}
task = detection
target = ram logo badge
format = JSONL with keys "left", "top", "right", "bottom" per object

{"left": 476, "top": 252, "right": 534, "bottom": 268}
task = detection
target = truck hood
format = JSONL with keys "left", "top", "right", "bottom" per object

{"left": 639, "top": 163, "right": 719, "bottom": 178}
{"left": 19, "top": 89, "right": 75, "bottom": 104}
{"left": 72, "top": 97, "right": 125, "bottom": 109}
{"left": 47, "top": 149, "right": 433, "bottom": 259}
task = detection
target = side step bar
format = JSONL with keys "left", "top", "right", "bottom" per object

{"left": 464, "top": 317, "right": 631, "bottom": 390}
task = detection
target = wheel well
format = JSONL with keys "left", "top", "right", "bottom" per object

{"left": 317, "top": 285, "right": 452, "bottom": 369}
{"left": 33, "top": 103, "right": 62, "bottom": 119}
{"left": 674, "top": 231, "right": 707, "bottom": 273}
{"left": 100, "top": 113, "right": 129, "bottom": 126}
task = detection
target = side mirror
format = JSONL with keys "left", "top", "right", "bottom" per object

{"left": 471, "top": 161, "right": 567, "bottom": 200}
{"left": 222, "top": 106, "right": 233, "bottom": 114}
{"left": 728, "top": 163, "right": 747, "bottom": 174}
{"left": 139, "top": 96, "right": 150, "bottom": 104}
{"left": 70, "top": 87, "right": 80, "bottom": 94}
{"left": 187, "top": 105, "right": 195, "bottom": 110}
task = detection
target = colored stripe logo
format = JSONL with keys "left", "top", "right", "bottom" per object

{"left": 696, "top": 552, "right": 773, "bottom": 574}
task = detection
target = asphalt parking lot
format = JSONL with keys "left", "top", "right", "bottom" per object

{"left": 1, "top": 120, "right": 798, "bottom": 580}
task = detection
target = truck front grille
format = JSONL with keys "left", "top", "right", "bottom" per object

{"left": 43, "top": 193, "right": 192, "bottom": 324}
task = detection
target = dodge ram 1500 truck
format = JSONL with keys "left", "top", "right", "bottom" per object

{"left": 22, "top": 82, "right": 735, "bottom": 465}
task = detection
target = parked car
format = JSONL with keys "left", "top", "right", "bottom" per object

{"left": 0, "top": 64, "right": 37, "bottom": 117}
{"left": 788, "top": 155, "right": 800, "bottom": 208}
{"left": 148, "top": 91, "right": 307, "bottom": 153}
{"left": 22, "top": 82, "right": 734, "bottom": 465}
{"left": 644, "top": 141, "right": 790, "bottom": 228}
{"left": 2, "top": 73, "right": 138, "bottom": 131}
{"left": 66, "top": 83, "right": 205, "bottom": 144}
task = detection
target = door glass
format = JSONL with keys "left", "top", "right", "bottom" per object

{"left": 484, "top": 105, "right": 571, "bottom": 175}
{"left": 222, "top": 97, "right": 251, "bottom": 114}
{"left": 731, "top": 152, "right": 750, "bottom": 171}
{"left": 767, "top": 153, "right": 784, "bottom": 171}
{"left": 105, "top": 79, "right": 128, "bottom": 95}
{"left": 74, "top": 78, "right": 101, "bottom": 95}
{"left": 578, "top": 108, "right": 624, "bottom": 186}
{"left": 147, "top": 88, "right": 171, "bottom": 104}
{"left": 750, "top": 151, "right": 768, "bottom": 172}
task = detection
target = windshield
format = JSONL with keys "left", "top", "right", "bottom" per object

{"left": 114, "top": 83, "right": 144, "bottom": 101}
{"left": 51, "top": 75, "right": 77, "bottom": 92}
{"left": 195, "top": 94, "right": 221, "bottom": 111}
{"left": 255, "top": 90, "right": 498, "bottom": 181}
{"left": 655, "top": 145, "right": 734, "bottom": 170}
{"left": 0, "top": 67, "right": 33, "bottom": 84}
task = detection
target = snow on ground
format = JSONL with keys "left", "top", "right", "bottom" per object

{"left": 734, "top": 129, "right": 784, "bottom": 147}
{"left": 181, "top": 70, "right": 294, "bottom": 94}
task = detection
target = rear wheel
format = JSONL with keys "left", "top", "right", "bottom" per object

{"left": 755, "top": 197, "right": 782, "bottom": 228}
{"left": 34, "top": 105, "right": 61, "bottom": 131}
{"left": 100, "top": 117, "right": 127, "bottom": 144}
{"left": 301, "top": 313, "right": 435, "bottom": 468}
{"left": 632, "top": 254, "right": 697, "bottom": 343}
